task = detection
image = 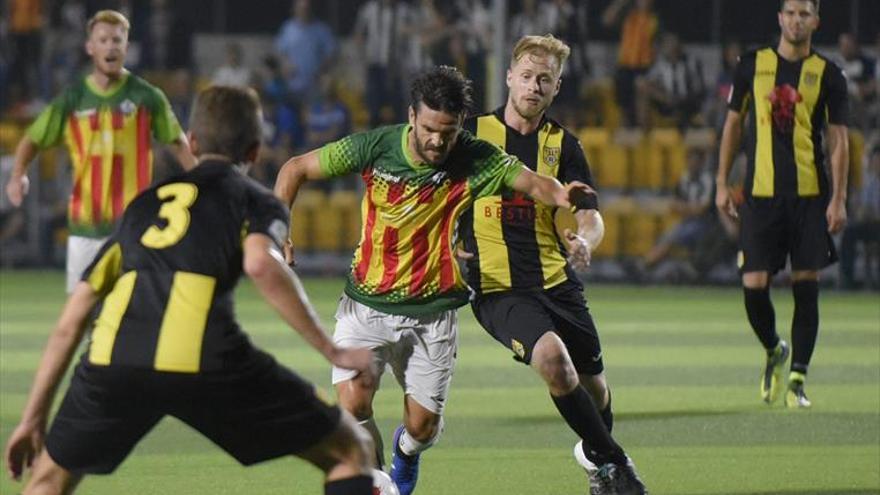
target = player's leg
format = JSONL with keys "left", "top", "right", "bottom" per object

{"left": 21, "top": 450, "right": 83, "bottom": 495}
{"left": 331, "top": 294, "right": 393, "bottom": 467}
{"left": 389, "top": 309, "right": 457, "bottom": 495}
{"left": 297, "top": 411, "right": 375, "bottom": 495}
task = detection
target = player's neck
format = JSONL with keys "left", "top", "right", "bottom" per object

{"left": 503, "top": 102, "right": 542, "bottom": 135}
{"left": 89, "top": 69, "right": 127, "bottom": 91}
{"left": 776, "top": 38, "right": 811, "bottom": 62}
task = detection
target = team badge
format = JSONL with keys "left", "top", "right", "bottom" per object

{"left": 511, "top": 339, "right": 525, "bottom": 359}
{"left": 120, "top": 99, "right": 137, "bottom": 115}
{"left": 803, "top": 72, "right": 819, "bottom": 86}
{"left": 542, "top": 146, "right": 561, "bottom": 166}
{"left": 737, "top": 251, "right": 745, "bottom": 269}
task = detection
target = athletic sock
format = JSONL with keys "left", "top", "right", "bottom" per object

{"left": 743, "top": 287, "right": 780, "bottom": 352}
{"left": 791, "top": 280, "right": 819, "bottom": 375}
{"left": 324, "top": 475, "right": 373, "bottom": 495}
{"left": 789, "top": 371, "right": 806, "bottom": 384}
{"left": 599, "top": 388, "right": 613, "bottom": 433}
{"left": 551, "top": 387, "right": 625, "bottom": 465}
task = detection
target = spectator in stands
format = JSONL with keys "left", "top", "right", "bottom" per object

{"left": 211, "top": 42, "right": 252, "bottom": 88}
{"left": 8, "top": 0, "right": 44, "bottom": 101}
{"left": 834, "top": 33, "right": 876, "bottom": 130}
{"left": 636, "top": 32, "right": 706, "bottom": 129}
{"left": 840, "top": 144, "right": 880, "bottom": 289}
{"left": 509, "top": 0, "right": 555, "bottom": 46}
{"left": 274, "top": 0, "right": 337, "bottom": 106}
{"left": 642, "top": 148, "right": 715, "bottom": 272}
{"left": 706, "top": 40, "right": 742, "bottom": 131}
{"left": 304, "top": 75, "right": 351, "bottom": 151}
{"left": 602, "top": 0, "right": 659, "bottom": 126}
{"left": 354, "top": 0, "right": 411, "bottom": 127}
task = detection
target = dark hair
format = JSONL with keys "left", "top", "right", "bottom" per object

{"left": 779, "top": 0, "right": 819, "bottom": 13}
{"left": 189, "top": 86, "right": 262, "bottom": 163}
{"left": 410, "top": 66, "right": 473, "bottom": 117}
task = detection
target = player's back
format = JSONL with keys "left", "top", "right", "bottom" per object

{"left": 81, "top": 160, "right": 289, "bottom": 373}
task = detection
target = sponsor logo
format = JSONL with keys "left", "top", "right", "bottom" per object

{"left": 372, "top": 168, "right": 403, "bottom": 184}
{"left": 592, "top": 352, "right": 603, "bottom": 362}
{"left": 755, "top": 70, "right": 775, "bottom": 77}
{"left": 74, "top": 108, "right": 98, "bottom": 119}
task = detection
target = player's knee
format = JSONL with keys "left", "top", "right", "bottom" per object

{"left": 23, "top": 455, "right": 76, "bottom": 495}
{"left": 336, "top": 384, "right": 375, "bottom": 421}
{"left": 406, "top": 413, "right": 443, "bottom": 444}
{"left": 532, "top": 334, "right": 579, "bottom": 393}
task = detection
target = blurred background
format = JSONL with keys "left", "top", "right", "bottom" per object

{"left": 1, "top": 0, "right": 878, "bottom": 289}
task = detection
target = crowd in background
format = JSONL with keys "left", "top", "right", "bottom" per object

{"left": 1, "top": 0, "right": 878, "bottom": 288}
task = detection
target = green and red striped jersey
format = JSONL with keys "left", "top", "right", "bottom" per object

{"left": 27, "top": 72, "right": 183, "bottom": 237}
{"left": 318, "top": 124, "right": 526, "bottom": 316}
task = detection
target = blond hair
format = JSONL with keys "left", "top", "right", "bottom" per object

{"left": 87, "top": 10, "right": 130, "bottom": 34}
{"left": 511, "top": 34, "right": 571, "bottom": 76}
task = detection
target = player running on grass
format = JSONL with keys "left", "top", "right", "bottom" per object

{"left": 273, "top": 65, "right": 594, "bottom": 495}
{"left": 5, "top": 86, "right": 377, "bottom": 495}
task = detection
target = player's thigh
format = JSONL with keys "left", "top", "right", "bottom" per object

{"left": 331, "top": 294, "right": 396, "bottom": 386}
{"left": 790, "top": 197, "right": 838, "bottom": 271}
{"left": 175, "top": 352, "right": 342, "bottom": 466}
{"left": 44, "top": 365, "right": 162, "bottom": 475}
{"left": 738, "top": 198, "right": 788, "bottom": 274}
{"left": 471, "top": 291, "right": 555, "bottom": 365}
{"left": 392, "top": 309, "right": 459, "bottom": 416}
{"left": 543, "top": 282, "right": 605, "bottom": 376}
{"left": 65, "top": 236, "right": 108, "bottom": 293}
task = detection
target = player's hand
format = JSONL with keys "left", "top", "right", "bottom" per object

{"left": 826, "top": 199, "right": 847, "bottom": 234}
{"left": 5, "top": 174, "right": 29, "bottom": 208}
{"left": 564, "top": 228, "right": 591, "bottom": 271}
{"left": 715, "top": 186, "right": 738, "bottom": 219}
{"left": 283, "top": 239, "right": 296, "bottom": 267}
{"left": 4, "top": 418, "right": 44, "bottom": 481}
{"left": 330, "top": 347, "right": 378, "bottom": 388}
{"left": 455, "top": 247, "right": 474, "bottom": 260}
{"left": 561, "top": 182, "right": 596, "bottom": 210}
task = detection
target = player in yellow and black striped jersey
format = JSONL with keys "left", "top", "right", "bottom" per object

{"left": 458, "top": 35, "right": 647, "bottom": 492}
{"left": 4, "top": 87, "right": 377, "bottom": 495}
{"left": 716, "top": 0, "right": 849, "bottom": 410}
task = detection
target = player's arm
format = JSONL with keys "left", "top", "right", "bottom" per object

{"left": 4, "top": 283, "right": 99, "bottom": 481}
{"left": 716, "top": 109, "right": 744, "bottom": 219}
{"left": 243, "top": 233, "right": 375, "bottom": 379}
{"left": 825, "top": 124, "right": 849, "bottom": 234}
{"left": 168, "top": 131, "right": 196, "bottom": 171}
{"left": 273, "top": 150, "right": 329, "bottom": 263}
{"left": 511, "top": 168, "right": 594, "bottom": 210}
{"left": 5, "top": 136, "right": 40, "bottom": 207}
{"left": 565, "top": 209, "right": 604, "bottom": 271}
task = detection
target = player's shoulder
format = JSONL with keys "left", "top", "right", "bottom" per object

{"left": 736, "top": 48, "right": 765, "bottom": 67}
{"left": 811, "top": 51, "right": 846, "bottom": 78}
{"left": 125, "top": 72, "right": 169, "bottom": 99}
{"left": 463, "top": 109, "right": 500, "bottom": 133}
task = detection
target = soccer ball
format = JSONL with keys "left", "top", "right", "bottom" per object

{"left": 372, "top": 469, "right": 401, "bottom": 495}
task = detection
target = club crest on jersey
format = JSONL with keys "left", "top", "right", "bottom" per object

{"left": 803, "top": 72, "right": 819, "bottom": 87}
{"left": 120, "top": 99, "right": 137, "bottom": 115}
{"left": 511, "top": 339, "right": 525, "bottom": 359}
{"left": 542, "top": 146, "right": 561, "bottom": 166}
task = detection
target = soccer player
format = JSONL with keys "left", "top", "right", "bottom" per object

{"left": 4, "top": 10, "right": 195, "bottom": 293}
{"left": 3, "top": 86, "right": 377, "bottom": 495}
{"left": 273, "top": 65, "right": 592, "bottom": 495}
{"left": 716, "top": 0, "right": 849, "bottom": 408}
{"left": 457, "top": 35, "right": 647, "bottom": 494}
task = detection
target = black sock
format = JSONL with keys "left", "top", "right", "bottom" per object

{"left": 743, "top": 287, "right": 780, "bottom": 352}
{"left": 600, "top": 388, "right": 613, "bottom": 433}
{"left": 324, "top": 475, "right": 373, "bottom": 495}
{"left": 551, "top": 387, "right": 625, "bottom": 465}
{"left": 791, "top": 280, "right": 819, "bottom": 375}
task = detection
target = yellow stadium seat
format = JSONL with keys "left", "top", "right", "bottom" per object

{"left": 0, "top": 121, "right": 24, "bottom": 154}
{"left": 330, "top": 190, "right": 362, "bottom": 251}
{"left": 637, "top": 129, "right": 685, "bottom": 191}
{"left": 620, "top": 209, "right": 661, "bottom": 257}
{"left": 592, "top": 209, "right": 620, "bottom": 259}
{"left": 849, "top": 129, "right": 865, "bottom": 190}
{"left": 290, "top": 189, "right": 325, "bottom": 252}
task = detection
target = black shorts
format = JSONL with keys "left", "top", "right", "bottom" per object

{"left": 45, "top": 350, "right": 341, "bottom": 474}
{"left": 471, "top": 280, "right": 604, "bottom": 376}
{"left": 739, "top": 196, "right": 838, "bottom": 274}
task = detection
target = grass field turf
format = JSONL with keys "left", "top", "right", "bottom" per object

{"left": 1, "top": 271, "right": 877, "bottom": 495}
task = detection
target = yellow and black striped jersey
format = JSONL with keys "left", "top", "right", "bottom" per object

{"left": 459, "top": 108, "right": 598, "bottom": 294}
{"left": 728, "top": 47, "right": 849, "bottom": 199}
{"left": 80, "top": 160, "right": 289, "bottom": 373}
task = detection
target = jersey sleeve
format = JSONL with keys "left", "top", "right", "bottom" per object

{"left": 317, "top": 129, "right": 383, "bottom": 177}
{"left": 824, "top": 63, "right": 850, "bottom": 126}
{"left": 468, "top": 139, "right": 528, "bottom": 200}
{"left": 148, "top": 85, "right": 184, "bottom": 144}
{"left": 81, "top": 239, "right": 124, "bottom": 297}
{"left": 727, "top": 53, "right": 755, "bottom": 114}
{"left": 559, "top": 134, "right": 598, "bottom": 210}
{"left": 245, "top": 186, "right": 290, "bottom": 250}
{"left": 26, "top": 92, "right": 71, "bottom": 149}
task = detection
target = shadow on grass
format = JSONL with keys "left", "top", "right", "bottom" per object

{"left": 726, "top": 490, "right": 879, "bottom": 495}
{"left": 497, "top": 408, "right": 755, "bottom": 426}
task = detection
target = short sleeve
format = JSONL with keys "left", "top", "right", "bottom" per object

{"left": 26, "top": 93, "right": 71, "bottom": 149}
{"left": 468, "top": 140, "right": 527, "bottom": 200}
{"left": 727, "top": 54, "right": 755, "bottom": 114}
{"left": 824, "top": 63, "right": 849, "bottom": 126}
{"left": 560, "top": 135, "right": 598, "bottom": 210}
{"left": 245, "top": 186, "right": 290, "bottom": 250}
{"left": 82, "top": 239, "right": 123, "bottom": 296}
{"left": 318, "top": 129, "right": 383, "bottom": 178}
{"left": 148, "top": 85, "right": 184, "bottom": 144}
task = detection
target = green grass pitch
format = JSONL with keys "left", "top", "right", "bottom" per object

{"left": 1, "top": 271, "right": 878, "bottom": 494}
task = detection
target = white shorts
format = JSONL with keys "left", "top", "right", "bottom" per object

{"left": 331, "top": 294, "right": 459, "bottom": 415}
{"left": 66, "top": 235, "right": 108, "bottom": 293}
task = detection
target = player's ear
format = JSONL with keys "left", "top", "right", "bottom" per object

{"left": 244, "top": 142, "right": 260, "bottom": 165}
{"left": 187, "top": 131, "right": 200, "bottom": 157}
{"left": 408, "top": 105, "right": 416, "bottom": 126}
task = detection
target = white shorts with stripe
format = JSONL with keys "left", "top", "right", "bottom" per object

{"left": 331, "top": 293, "right": 459, "bottom": 415}
{"left": 66, "top": 235, "right": 108, "bottom": 293}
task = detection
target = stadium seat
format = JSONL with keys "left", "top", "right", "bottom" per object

{"left": 849, "top": 129, "right": 864, "bottom": 190}
{"left": 620, "top": 209, "right": 661, "bottom": 257}
{"left": 592, "top": 209, "right": 620, "bottom": 259}
{"left": 0, "top": 121, "right": 24, "bottom": 153}
{"left": 290, "top": 189, "right": 325, "bottom": 252}
{"left": 329, "top": 190, "right": 362, "bottom": 251}
{"left": 641, "top": 128, "right": 686, "bottom": 191}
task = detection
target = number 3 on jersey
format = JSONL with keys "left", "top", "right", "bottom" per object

{"left": 141, "top": 183, "right": 198, "bottom": 249}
